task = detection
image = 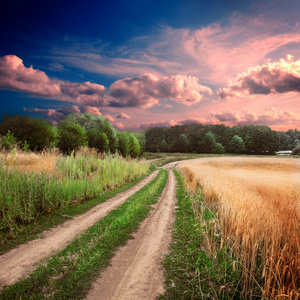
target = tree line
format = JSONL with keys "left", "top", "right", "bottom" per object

{"left": 1, "top": 114, "right": 299, "bottom": 156}
{"left": 145, "top": 123, "right": 299, "bottom": 155}
{"left": 0, "top": 114, "right": 144, "bottom": 158}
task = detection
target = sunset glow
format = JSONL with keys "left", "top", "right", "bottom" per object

{"left": 0, "top": 0, "right": 299, "bottom": 131}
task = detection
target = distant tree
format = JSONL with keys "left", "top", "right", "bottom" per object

{"left": 128, "top": 132, "right": 141, "bottom": 158}
{"left": 159, "top": 139, "right": 168, "bottom": 152}
{"left": 145, "top": 127, "right": 165, "bottom": 152}
{"left": 292, "top": 144, "right": 300, "bottom": 155}
{"left": 134, "top": 132, "right": 146, "bottom": 154}
{"left": 57, "top": 121, "right": 87, "bottom": 154}
{"left": 66, "top": 113, "right": 117, "bottom": 153}
{"left": 87, "top": 129, "right": 109, "bottom": 153}
{"left": 117, "top": 132, "right": 130, "bottom": 157}
{"left": 212, "top": 142, "right": 225, "bottom": 154}
{"left": 0, "top": 114, "right": 57, "bottom": 151}
{"left": 176, "top": 134, "right": 189, "bottom": 153}
{"left": 203, "top": 131, "right": 216, "bottom": 153}
{"left": 227, "top": 135, "right": 245, "bottom": 154}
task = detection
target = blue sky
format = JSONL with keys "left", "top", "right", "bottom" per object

{"left": 0, "top": 0, "right": 299, "bottom": 131}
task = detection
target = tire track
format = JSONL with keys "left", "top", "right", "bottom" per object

{"left": 86, "top": 165, "right": 177, "bottom": 300}
{"left": 0, "top": 170, "right": 159, "bottom": 290}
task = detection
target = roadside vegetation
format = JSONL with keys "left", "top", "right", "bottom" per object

{"left": 178, "top": 157, "right": 300, "bottom": 299}
{"left": 160, "top": 170, "right": 243, "bottom": 299}
{"left": 0, "top": 170, "right": 167, "bottom": 299}
{"left": 0, "top": 148, "right": 152, "bottom": 253}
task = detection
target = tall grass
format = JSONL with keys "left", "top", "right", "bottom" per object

{"left": 179, "top": 157, "right": 300, "bottom": 299}
{"left": 0, "top": 148, "right": 151, "bottom": 233}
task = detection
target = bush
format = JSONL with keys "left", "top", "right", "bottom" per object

{"left": 292, "top": 144, "right": 300, "bottom": 155}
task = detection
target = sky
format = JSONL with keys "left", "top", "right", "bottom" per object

{"left": 0, "top": 0, "right": 300, "bottom": 132}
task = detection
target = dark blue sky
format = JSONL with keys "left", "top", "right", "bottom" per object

{"left": 0, "top": 0, "right": 299, "bottom": 130}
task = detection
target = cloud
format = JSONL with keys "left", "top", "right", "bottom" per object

{"left": 103, "top": 114, "right": 114, "bottom": 122}
{"left": 219, "top": 55, "right": 300, "bottom": 98}
{"left": 0, "top": 55, "right": 107, "bottom": 106}
{"left": 116, "top": 113, "right": 131, "bottom": 119}
{"left": 109, "top": 73, "right": 213, "bottom": 108}
{"left": 25, "top": 105, "right": 102, "bottom": 122}
{"left": 135, "top": 116, "right": 214, "bottom": 131}
{"left": 211, "top": 107, "right": 300, "bottom": 126}
{"left": 50, "top": 8, "right": 300, "bottom": 85}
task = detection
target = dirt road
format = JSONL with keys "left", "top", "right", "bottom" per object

{"left": 86, "top": 164, "right": 178, "bottom": 300}
{"left": 0, "top": 170, "right": 159, "bottom": 290}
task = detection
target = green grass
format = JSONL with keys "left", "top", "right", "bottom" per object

{"left": 0, "top": 151, "right": 152, "bottom": 248}
{"left": 0, "top": 170, "right": 153, "bottom": 255}
{"left": 159, "top": 170, "right": 244, "bottom": 300}
{"left": 0, "top": 170, "right": 167, "bottom": 299}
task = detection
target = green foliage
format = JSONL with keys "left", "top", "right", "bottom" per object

{"left": 176, "top": 133, "right": 189, "bottom": 153}
{"left": 66, "top": 113, "right": 118, "bottom": 153}
{"left": 134, "top": 132, "right": 146, "bottom": 154}
{"left": 227, "top": 135, "right": 245, "bottom": 154}
{"left": 117, "top": 131, "right": 130, "bottom": 157}
{"left": 159, "top": 139, "right": 168, "bottom": 152}
{"left": 87, "top": 129, "right": 109, "bottom": 153}
{"left": 57, "top": 121, "right": 87, "bottom": 154}
{"left": 23, "top": 140, "right": 31, "bottom": 153}
{"left": 212, "top": 142, "right": 225, "bottom": 154}
{"left": 128, "top": 132, "right": 141, "bottom": 158}
{"left": 0, "top": 130, "right": 17, "bottom": 150}
{"left": 292, "top": 144, "right": 300, "bottom": 155}
{"left": 144, "top": 123, "right": 282, "bottom": 155}
{"left": 0, "top": 152, "right": 150, "bottom": 236}
{"left": 0, "top": 115, "right": 57, "bottom": 151}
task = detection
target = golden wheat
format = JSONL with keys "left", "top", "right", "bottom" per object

{"left": 179, "top": 157, "right": 300, "bottom": 299}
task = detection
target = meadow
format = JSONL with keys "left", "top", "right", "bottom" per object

{"left": 0, "top": 148, "right": 151, "bottom": 236}
{"left": 179, "top": 157, "right": 300, "bottom": 299}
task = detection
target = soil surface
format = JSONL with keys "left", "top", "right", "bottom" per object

{"left": 86, "top": 164, "right": 177, "bottom": 300}
{"left": 0, "top": 170, "right": 159, "bottom": 290}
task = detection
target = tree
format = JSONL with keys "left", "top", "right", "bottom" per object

{"left": 227, "top": 135, "right": 245, "bottom": 154}
{"left": 66, "top": 113, "right": 117, "bottom": 153}
{"left": 117, "top": 132, "right": 130, "bottom": 157}
{"left": 0, "top": 114, "right": 57, "bottom": 151}
{"left": 212, "top": 142, "right": 225, "bottom": 154}
{"left": 159, "top": 139, "right": 168, "bottom": 152}
{"left": 57, "top": 121, "right": 87, "bottom": 154}
{"left": 87, "top": 129, "right": 109, "bottom": 153}
{"left": 0, "top": 130, "right": 17, "bottom": 150}
{"left": 203, "top": 131, "right": 216, "bottom": 153}
{"left": 292, "top": 144, "right": 300, "bottom": 155}
{"left": 176, "top": 134, "right": 189, "bottom": 153}
{"left": 128, "top": 133, "right": 141, "bottom": 158}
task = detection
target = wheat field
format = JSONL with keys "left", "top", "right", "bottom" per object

{"left": 179, "top": 157, "right": 300, "bottom": 299}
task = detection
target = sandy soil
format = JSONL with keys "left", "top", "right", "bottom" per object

{"left": 86, "top": 163, "right": 177, "bottom": 300}
{"left": 0, "top": 170, "right": 159, "bottom": 290}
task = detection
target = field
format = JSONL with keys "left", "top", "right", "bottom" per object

{"left": 178, "top": 157, "right": 300, "bottom": 298}
{"left": 0, "top": 148, "right": 151, "bottom": 242}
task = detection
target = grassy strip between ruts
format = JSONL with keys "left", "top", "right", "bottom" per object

{"left": 0, "top": 170, "right": 154, "bottom": 255}
{"left": 158, "top": 170, "right": 244, "bottom": 300}
{"left": 0, "top": 169, "right": 167, "bottom": 299}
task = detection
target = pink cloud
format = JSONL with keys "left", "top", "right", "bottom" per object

{"left": 103, "top": 114, "right": 114, "bottom": 122}
{"left": 116, "top": 113, "right": 131, "bottom": 119}
{"left": 219, "top": 55, "right": 300, "bottom": 99}
{"left": 109, "top": 73, "right": 213, "bottom": 108}
{"left": 0, "top": 55, "right": 107, "bottom": 106}
{"left": 211, "top": 107, "right": 300, "bottom": 126}
{"left": 25, "top": 105, "right": 102, "bottom": 122}
{"left": 135, "top": 116, "right": 214, "bottom": 131}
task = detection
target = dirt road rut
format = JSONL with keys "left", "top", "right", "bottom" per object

{"left": 0, "top": 170, "right": 159, "bottom": 290}
{"left": 86, "top": 166, "right": 177, "bottom": 300}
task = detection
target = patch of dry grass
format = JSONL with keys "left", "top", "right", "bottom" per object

{"left": 179, "top": 157, "right": 300, "bottom": 299}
